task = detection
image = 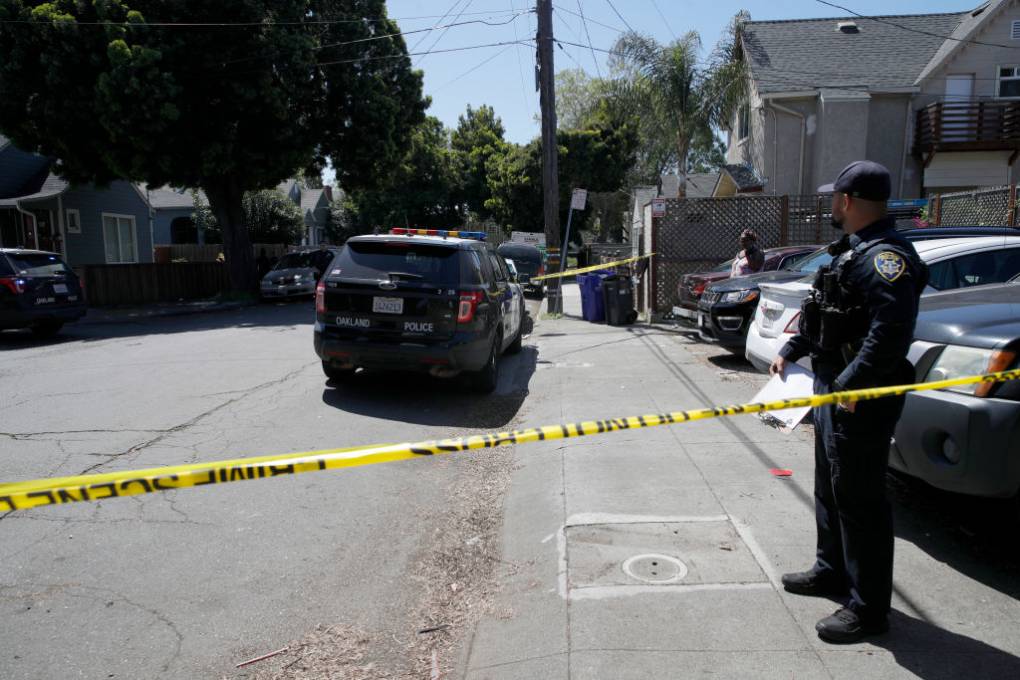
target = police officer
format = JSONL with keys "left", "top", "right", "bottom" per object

{"left": 769, "top": 161, "right": 926, "bottom": 644}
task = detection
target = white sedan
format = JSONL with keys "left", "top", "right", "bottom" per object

{"left": 745, "top": 236, "right": 1020, "bottom": 372}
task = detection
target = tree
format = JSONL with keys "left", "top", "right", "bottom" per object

{"left": 0, "top": 0, "right": 425, "bottom": 291}
{"left": 346, "top": 116, "right": 463, "bottom": 231}
{"left": 450, "top": 105, "right": 507, "bottom": 220}
{"left": 193, "top": 189, "right": 305, "bottom": 246}
{"left": 486, "top": 123, "right": 636, "bottom": 244}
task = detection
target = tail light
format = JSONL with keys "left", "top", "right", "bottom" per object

{"left": 693, "top": 281, "right": 706, "bottom": 296}
{"left": 315, "top": 279, "right": 326, "bottom": 314}
{"left": 0, "top": 277, "right": 26, "bottom": 295}
{"left": 457, "top": 290, "right": 484, "bottom": 323}
{"left": 536, "top": 264, "right": 545, "bottom": 277}
{"left": 783, "top": 312, "right": 801, "bottom": 334}
{"left": 975, "top": 350, "right": 1017, "bottom": 397}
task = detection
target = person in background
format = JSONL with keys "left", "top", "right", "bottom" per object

{"left": 731, "top": 229, "right": 765, "bottom": 277}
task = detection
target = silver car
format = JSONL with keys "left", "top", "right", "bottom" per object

{"left": 261, "top": 249, "right": 339, "bottom": 298}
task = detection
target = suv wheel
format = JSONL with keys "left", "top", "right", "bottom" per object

{"left": 471, "top": 333, "right": 501, "bottom": 393}
{"left": 31, "top": 321, "right": 63, "bottom": 339}
{"left": 322, "top": 360, "right": 356, "bottom": 383}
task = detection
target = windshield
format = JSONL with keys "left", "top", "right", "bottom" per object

{"left": 712, "top": 258, "right": 735, "bottom": 272}
{"left": 273, "top": 251, "right": 335, "bottom": 273}
{"left": 5, "top": 253, "right": 72, "bottom": 276}
{"left": 792, "top": 249, "right": 833, "bottom": 273}
{"left": 335, "top": 241, "right": 462, "bottom": 285}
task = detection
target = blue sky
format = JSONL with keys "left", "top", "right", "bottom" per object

{"left": 383, "top": 0, "right": 978, "bottom": 143}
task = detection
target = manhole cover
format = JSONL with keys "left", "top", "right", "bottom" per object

{"left": 621, "top": 553, "right": 688, "bottom": 584}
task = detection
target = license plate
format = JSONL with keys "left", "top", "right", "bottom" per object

{"left": 697, "top": 313, "right": 706, "bottom": 328}
{"left": 53, "top": 283, "right": 67, "bottom": 294}
{"left": 373, "top": 296, "right": 403, "bottom": 314}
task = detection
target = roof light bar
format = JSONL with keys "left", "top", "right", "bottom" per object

{"left": 389, "top": 228, "right": 486, "bottom": 240}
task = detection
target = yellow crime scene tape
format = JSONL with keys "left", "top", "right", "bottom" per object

{"left": 2, "top": 368, "right": 1018, "bottom": 513}
{"left": 530, "top": 253, "right": 654, "bottom": 282}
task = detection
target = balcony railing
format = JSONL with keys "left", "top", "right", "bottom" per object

{"left": 915, "top": 101, "right": 1020, "bottom": 154}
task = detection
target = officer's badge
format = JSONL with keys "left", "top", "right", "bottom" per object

{"left": 874, "top": 251, "right": 906, "bottom": 282}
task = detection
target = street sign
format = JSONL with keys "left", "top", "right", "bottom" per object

{"left": 651, "top": 198, "right": 666, "bottom": 217}
{"left": 570, "top": 188, "right": 588, "bottom": 211}
{"left": 511, "top": 231, "right": 546, "bottom": 246}
{"left": 888, "top": 199, "right": 929, "bottom": 209}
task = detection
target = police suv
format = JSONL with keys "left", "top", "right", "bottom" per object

{"left": 313, "top": 229, "right": 524, "bottom": 392}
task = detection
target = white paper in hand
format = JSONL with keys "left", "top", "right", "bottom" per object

{"left": 752, "top": 362, "right": 815, "bottom": 432}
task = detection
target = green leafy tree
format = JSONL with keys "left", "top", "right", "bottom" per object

{"left": 0, "top": 0, "right": 425, "bottom": 291}
{"left": 193, "top": 189, "right": 305, "bottom": 245}
{"left": 347, "top": 116, "right": 463, "bottom": 231}
{"left": 486, "top": 124, "right": 637, "bottom": 245}
{"left": 450, "top": 104, "right": 507, "bottom": 220}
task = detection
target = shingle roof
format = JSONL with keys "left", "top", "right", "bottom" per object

{"left": 300, "top": 187, "right": 327, "bottom": 213}
{"left": 722, "top": 164, "right": 763, "bottom": 191}
{"left": 0, "top": 173, "right": 68, "bottom": 206}
{"left": 143, "top": 184, "right": 201, "bottom": 209}
{"left": 741, "top": 11, "right": 968, "bottom": 94}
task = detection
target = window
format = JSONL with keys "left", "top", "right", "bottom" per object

{"left": 488, "top": 252, "right": 508, "bottom": 283}
{"left": 997, "top": 66, "right": 1020, "bottom": 98}
{"left": 65, "top": 209, "right": 81, "bottom": 234}
{"left": 738, "top": 103, "right": 751, "bottom": 141}
{"left": 102, "top": 214, "right": 138, "bottom": 263}
{"left": 926, "top": 248, "right": 1020, "bottom": 291}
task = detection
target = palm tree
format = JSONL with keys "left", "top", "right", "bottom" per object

{"left": 610, "top": 12, "right": 750, "bottom": 180}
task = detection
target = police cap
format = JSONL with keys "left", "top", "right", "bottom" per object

{"left": 818, "top": 160, "right": 891, "bottom": 202}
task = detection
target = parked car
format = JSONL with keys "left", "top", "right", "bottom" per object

{"left": 261, "top": 248, "right": 339, "bottom": 299}
{"left": 314, "top": 228, "right": 524, "bottom": 392}
{"left": 0, "top": 248, "right": 86, "bottom": 337}
{"left": 899, "top": 226, "right": 1020, "bottom": 241}
{"left": 497, "top": 242, "right": 546, "bottom": 298}
{"left": 746, "top": 236, "right": 1020, "bottom": 372}
{"left": 697, "top": 246, "right": 833, "bottom": 351}
{"left": 674, "top": 245, "right": 817, "bottom": 323}
{"left": 891, "top": 282, "right": 1020, "bottom": 499}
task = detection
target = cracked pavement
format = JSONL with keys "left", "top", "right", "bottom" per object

{"left": 0, "top": 301, "right": 541, "bottom": 679}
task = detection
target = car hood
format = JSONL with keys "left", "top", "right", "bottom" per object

{"left": 915, "top": 284, "right": 1020, "bottom": 348}
{"left": 685, "top": 270, "right": 731, "bottom": 284}
{"left": 709, "top": 270, "right": 806, "bottom": 292}
{"left": 263, "top": 267, "right": 316, "bottom": 281}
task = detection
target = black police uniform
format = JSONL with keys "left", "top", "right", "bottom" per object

{"left": 779, "top": 215, "right": 926, "bottom": 626}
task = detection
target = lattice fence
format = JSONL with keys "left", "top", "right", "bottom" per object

{"left": 935, "top": 186, "right": 1015, "bottom": 227}
{"left": 651, "top": 195, "right": 826, "bottom": 314}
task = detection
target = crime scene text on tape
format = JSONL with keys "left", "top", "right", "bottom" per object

{"left": 2, "top": 368, "right": 1018, "bottom": 513}
{"left": 530, "top": 253, "right": 654, "bottom": 282}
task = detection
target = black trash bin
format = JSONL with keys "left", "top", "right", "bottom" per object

{"left": 602, "top": 275, "right": 636, "bottom": 326}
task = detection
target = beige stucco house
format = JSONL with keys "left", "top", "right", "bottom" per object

{"left": 726, "top": 0, "right": 1020, "bottom": 198}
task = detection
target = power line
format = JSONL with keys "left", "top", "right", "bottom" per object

{"left": 576, "top": 1, "right": 604, "bottom": 79}
{"left": 815, "top": 0, "right": 1020, "bottom": 50}
{"left": 417, "top": 0, "right": 476, "bottom": 66}
{"left": 407, "top": 0, "right": 464, "bottom": 53}
{"left": 315, "top": 39, "right": 534, "bottom": 68}
{"left": 552, "top": 4, "right": 625, "bottom": 33}
{"left": 648, "top": 0, "right": 676, "bottom": 40}
{"left": 0, "top": 8, "right": 526, "bottom": 28}
{"left": 434, "top": 45, "right": 517, "bottom": 91}
{"left": 509, "top": 0, "right": 534, "bottom": 113}
{"left": 603, "top": 0, "right": 634, "bottom": 33}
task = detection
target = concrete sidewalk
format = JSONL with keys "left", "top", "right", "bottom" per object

{"left": 464, "top": 284, "right": 1020, "bottom": 679}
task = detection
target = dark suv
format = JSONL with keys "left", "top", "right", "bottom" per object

{"left": 313, "top": 229, "right": 525, "bottom": 392}
{"left": 1, "top": 248, "right": 86, "bottom": 337}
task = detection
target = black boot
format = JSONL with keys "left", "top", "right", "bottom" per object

{"left": 781, "top": 570, "right": 845, "bottom": 597}
{"left": 816, "top": 607, "right": 889, "bottom": 644}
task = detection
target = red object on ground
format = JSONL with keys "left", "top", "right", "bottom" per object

{"left": 770, "top": 468, "right": 794, "bottom": 477}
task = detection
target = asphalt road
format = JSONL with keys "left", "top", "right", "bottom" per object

{"left": 0, "top": 297, "right": 542, "bottom": 679}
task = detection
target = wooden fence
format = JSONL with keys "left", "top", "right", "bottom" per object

{"left": 76, "top": 263, "right": 231, "bottom": 306}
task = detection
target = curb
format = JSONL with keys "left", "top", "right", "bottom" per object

{"left": 80, "top": 300, "right": 257, "bottom": 326}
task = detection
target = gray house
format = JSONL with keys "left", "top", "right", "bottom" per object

{"left": 145, "top": 185, "right": 203, "bottom": 245}
{"left": 278, "top": 179, "right": 333, "bottom": 246}
{"left": 0, "top": 135, "right": 153, "bottom": 265}
{"left": 727, "top": 0, "right": 1020, "bottom": 198}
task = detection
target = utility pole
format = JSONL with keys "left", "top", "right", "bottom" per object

{"left": 536, "top": 0, "right": 561, "bottom": 313}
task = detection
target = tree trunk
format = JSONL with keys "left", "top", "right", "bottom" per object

{"left": 204, "top": 178, "right": 255, "bottom": 293}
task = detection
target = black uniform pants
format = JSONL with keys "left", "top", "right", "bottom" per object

{"left": 809, "top": 365, "right": 907, "bottom": 622}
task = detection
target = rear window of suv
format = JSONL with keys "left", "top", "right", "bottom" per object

{"left": 6, "top": 253, "right": 72, "bottom": 276}
{"left": 335, "top": 241, "right": 464, "bottom": 285}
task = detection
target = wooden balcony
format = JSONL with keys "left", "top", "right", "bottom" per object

{"left": 915, "top": 101, "right": 1020, "bottom": 161}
